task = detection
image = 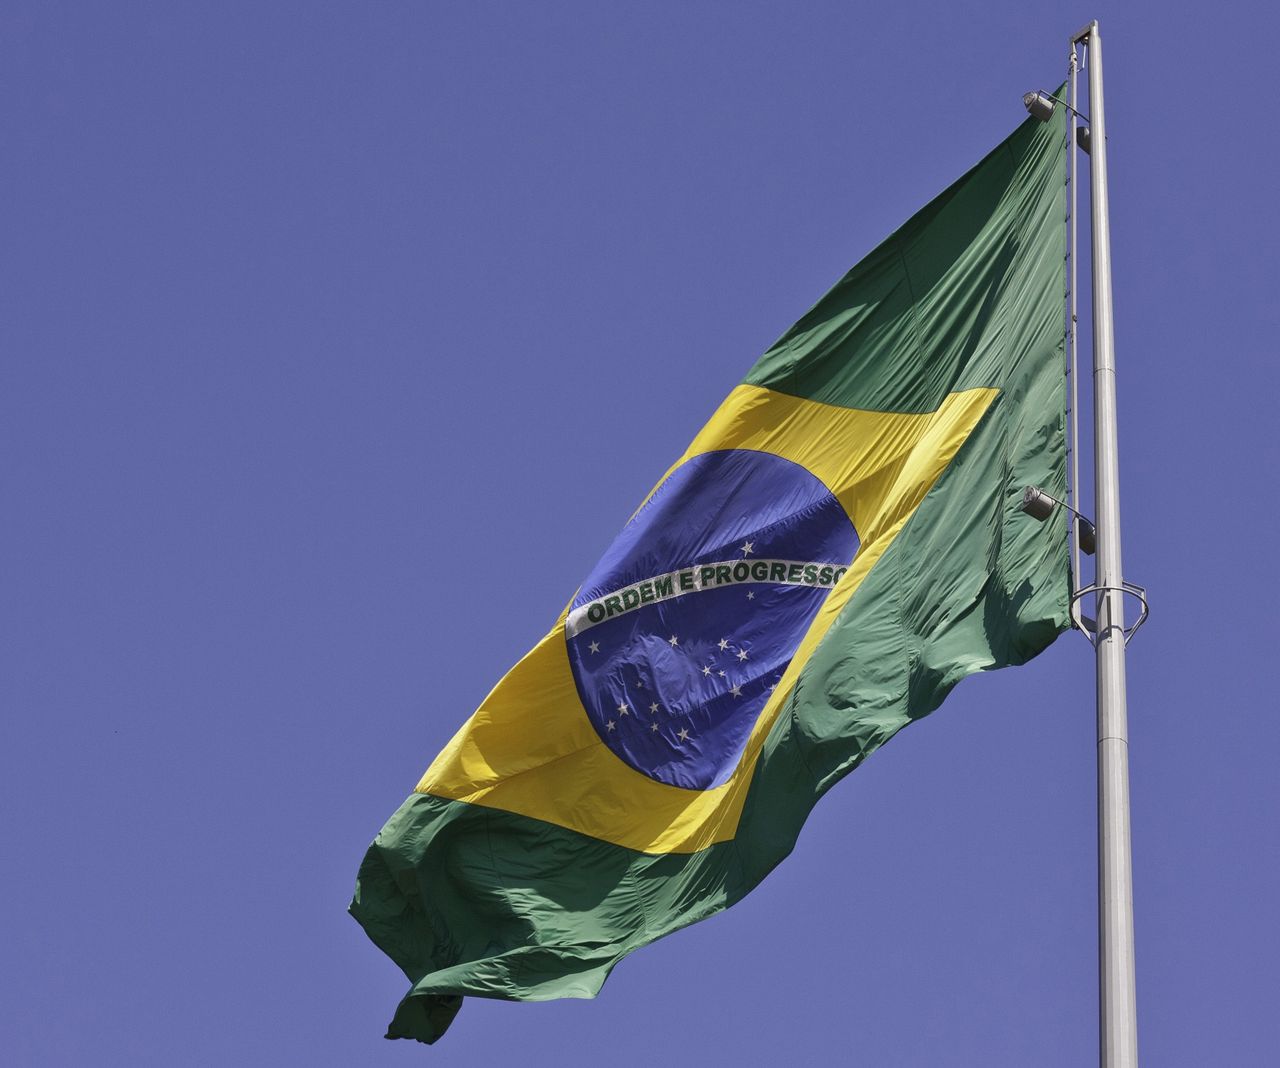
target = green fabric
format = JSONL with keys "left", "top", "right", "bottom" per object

{"left": 351, "top": 107, "right": 1068, "bottom": 1043}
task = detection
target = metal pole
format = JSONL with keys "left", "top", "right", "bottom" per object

{"left": 1081, "top": 20, "right": 1139, "bottom": 1067}
{"left": 1068, "top": 44, "right": 1082, "bottom": 590}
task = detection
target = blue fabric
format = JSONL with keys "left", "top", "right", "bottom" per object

{"left": 567, "top": 450, "right": 858, "bottom": 789}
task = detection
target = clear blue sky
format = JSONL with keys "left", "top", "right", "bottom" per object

{"left": 5, "top": 3, "right": 1277, "bottom": 1064}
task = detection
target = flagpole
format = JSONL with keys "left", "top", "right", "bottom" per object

{"left": 1078, "top": 20, "right": 1139, "bottom": 1067}
{"left": 1067, "top": 45, "right": 1082, "bottom": 589}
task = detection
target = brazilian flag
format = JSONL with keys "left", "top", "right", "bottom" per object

{"left": 351, "top": 106, "right": 1068, "bottom": 1043}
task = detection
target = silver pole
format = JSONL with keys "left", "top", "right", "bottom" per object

{"left": 1068, "top": 44, "right": 1082, "bottom": 590}
{"left": 1081, "top": 20, "right": 1139, "bottom": 1067}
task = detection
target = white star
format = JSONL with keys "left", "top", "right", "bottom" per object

{"left": 730, "top": 683, "right": 742, "bottom": 697}
{"left": 717, "top": 638, "right": 730, "bottom": 651}
{"left": 649, "top": 702, "right": 659, "bottom": 714}
{"left": 617, "top": 701, "right": 629, "bottom": 715}
{"left": 668, "top": 635, "right": 679, "bottom": 647}
{"left": 588, "top": 640, "right": 600, "bottom": 654}
{"left": 746, "top": 591, "right": 755, "bottom": 600}
{"left": 701, "top": 665, "right": 712, "bottom": 677}
{"left": 740, "top": 540, "right": 754, "bottom": 556}
{"left": 606, "top": 720, "right": 616, "bottom": 731}
{"left": 768, "top": 681, "right": 778, "bottom": 692}
{"left": 650, "top": 722, "right": 659, "bottom": 732}
{"left": 717, "top": 669, "right": 726, "bottom": 678}
{"left": 636, "top": 678, "right": 645, "bottom": 688}
{"left": 736, "top": 649, "right": 748, "bottom": 661}
{"left": 677, "top": 728, "right": 690, "bottom": 741}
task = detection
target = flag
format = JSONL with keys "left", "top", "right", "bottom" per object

{"left": 351, "top": 106, "right": 1068, "bottom": 1043}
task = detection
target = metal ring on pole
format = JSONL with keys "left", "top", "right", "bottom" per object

{"left": 1069, "top": 581, "right": 1149, "bottom": 646}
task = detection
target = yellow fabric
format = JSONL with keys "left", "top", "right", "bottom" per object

{"left": 417, "top": 384, "right": 997, "bottom": 854}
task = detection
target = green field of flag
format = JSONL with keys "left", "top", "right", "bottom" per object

{"left": 352, "top": 104, "right": 1068, "bottom": 1044}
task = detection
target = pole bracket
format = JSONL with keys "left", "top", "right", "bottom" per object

{"left": 1069, "top": 581, "right": 1149, "bottom": 646}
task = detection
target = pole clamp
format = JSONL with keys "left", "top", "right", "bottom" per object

{"left": 1069, "top": 581, "right": 1149, "bottom": 646}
